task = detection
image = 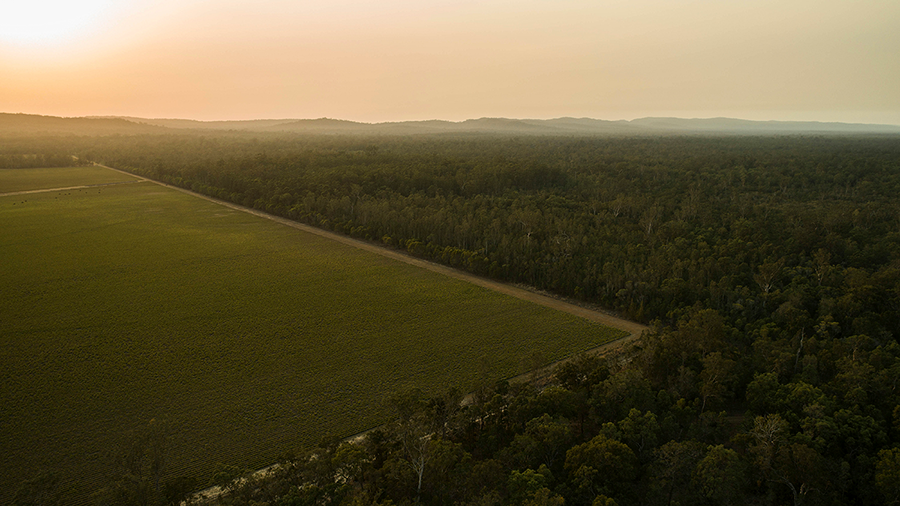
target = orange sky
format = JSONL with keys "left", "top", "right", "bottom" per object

{"left": 1, "top": 0, "right": 898, "bottom": 124}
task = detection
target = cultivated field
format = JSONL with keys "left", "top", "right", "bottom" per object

{"left": 0, "top": 168, "right": 627, "bottom": 504}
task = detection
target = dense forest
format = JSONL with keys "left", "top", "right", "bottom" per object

{"left": 6, "top": 132, "right": 900, "bottom": 505}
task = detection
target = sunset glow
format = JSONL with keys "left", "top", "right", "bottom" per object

{"left": 0, "top": 1, "right": 117, "bottom": 46}
{"left": 1, "top": 0, "right": 898, "bottom": 124}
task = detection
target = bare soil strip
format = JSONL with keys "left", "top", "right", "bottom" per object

{"left": 95, "top": 164, "right": 648, "bottom": 346}
{"left": 0, "top": 180, "right": 141, "bottom": 197}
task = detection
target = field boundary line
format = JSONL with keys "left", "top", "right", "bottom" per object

{"left": 94, "top": 163, "right": 648, "bottom": 343}
{"left": 0, "top": 180, "right": 142, "bottom": 197}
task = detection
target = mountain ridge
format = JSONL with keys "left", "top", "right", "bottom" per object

{"left": 3, "top": 112, "right": 899, "bottom": 136}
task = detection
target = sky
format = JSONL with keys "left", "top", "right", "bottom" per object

{"left": 1, "top": 0, "right": 898, "bottom": 124}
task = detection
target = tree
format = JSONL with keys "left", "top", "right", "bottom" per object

{"left": 524, "top": 487, "right": 565, "bottom": 506}
{"left": 555, "top": 355, "right": 608, "bottom": 435}
{"left": 508, "top": 466, "right": 553, "bottom": 504}
{"left": 332, "top": 442, "right": 370, "bottom": 490}
{"left": 648, "top": 440, "right": 705, "bottom": 506}
{"left": 423, "top": 438, "right": 472, "bottom": 504}
{"left": 876, "top": 448, "right": 900, "bottom": 505}
{"left": 501, "top": 414, "right": 573, "bottom": 471}
{"left": 755, "top": 258, "right": 784, "bottom": 298}
{"left": 749, "top": 414, "right": 824, "bottom": 506}
{"left": 592, "top": 369, "right": 655, "bottom": 423}
{"left": 390, "top": 389, "right": 434, "bottom": 504}
{"left": 615, "top": 408, "right": 660, "bottom": 462}
{"left": 564, "top": 434, "right": 637, "bottom": 502}
{"left": 693, "top": 445, "right": 746, "bottom": 505}
{"left": 698, "top": 352, "right": 735, "bottom": 413}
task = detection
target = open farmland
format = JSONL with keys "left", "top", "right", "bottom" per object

{"left": 0, "top": 168, "right": 627, "bottom": 504}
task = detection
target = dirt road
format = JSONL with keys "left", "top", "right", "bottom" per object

{"left": 96, "top": 164, "right": 647, "bottom": 346}
{"left": 0, "top": 180, "right": 140, "bottom": 197}
{"left": 96, "top": 163, "right": 647, "bottom": 344}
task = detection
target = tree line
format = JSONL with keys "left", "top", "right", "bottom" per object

{"left": 0, "top": 136, "right": 92, "bottom": 168}
{"left": 81, "top": 134, "right": 899, "bottom": 333}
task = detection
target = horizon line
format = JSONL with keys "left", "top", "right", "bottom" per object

{"left": 5, "top": 111, "right": 900, "bottom": 128}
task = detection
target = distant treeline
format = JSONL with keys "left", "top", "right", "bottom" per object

{"left": 0, "top": 153, "right": 85, "bottom": 169}
{"left": 0, "top": 136, "right": 91, "bottom": 168}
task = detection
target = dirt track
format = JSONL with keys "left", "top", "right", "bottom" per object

{"left": 95, "top": 163, "right": 648, "bottom": 351}
{"left": 0, "top": 180, "right": 140, "bottom": 197}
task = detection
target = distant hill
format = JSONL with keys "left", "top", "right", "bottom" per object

{"left": 110, "top": 115, "right": 900, "bottom": 135}
{"left": 628, "top": 117, "right": 900, "bottom": 134}
{"left": 0, "top": 113, "right": 167, "bottom": 135}
{"left": 2, "top": 112, "right": 899, "bottom": 136}
{"left": 98, "top": 116, "right": 297, "bottom": 131}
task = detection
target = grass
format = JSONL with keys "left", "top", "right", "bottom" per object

{"left": 0, "top": 169, "right": 626, "bottom": 504}
{"left": 0, "top": 165, "right": 139, "bottom": 193}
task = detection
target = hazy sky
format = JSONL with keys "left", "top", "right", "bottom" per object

{"left": 1, "top": 0, "right": 898, "bottom": 124}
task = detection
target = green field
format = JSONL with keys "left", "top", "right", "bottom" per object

{"left": 0, "top": 165, "right": 139, "bottom": 193}
{"left": 0, "top": 168, "right": 625, "bottom": 504}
